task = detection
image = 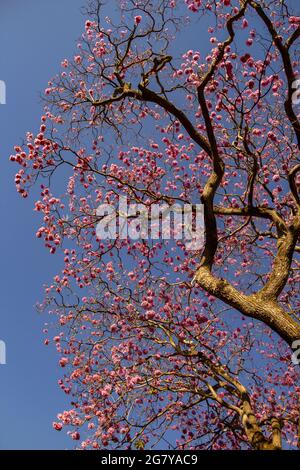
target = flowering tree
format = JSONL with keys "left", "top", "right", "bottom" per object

{"left": 11, "top": 0, "right": 300, "bottom": 450}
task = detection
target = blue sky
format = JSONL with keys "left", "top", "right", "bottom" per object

{"left": 0, "top": 0, "right": 86, "bottom": 450}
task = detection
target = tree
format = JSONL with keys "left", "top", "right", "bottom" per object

{"left": 11, "top": 0, "right": 300, "bottom": 450}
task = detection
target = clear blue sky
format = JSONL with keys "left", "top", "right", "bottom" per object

{"left": 0, "top": 0, "right": 86, "bottom": 450}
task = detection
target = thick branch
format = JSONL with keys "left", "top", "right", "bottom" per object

{"left": 194, "top": 266, "right": 300, "bottom": 346}
{"left": 214, "top": 205, "right": 287, "bottom": 235}
{"left": 257, "top": 225, "right": 300, "bottom": 299}
{"left": 241, "top": 393, "right": 282, "bottom": 450}
{"left": 196, "top": 2, "right": 249, "bottom": 269}
{"left": 288, "top": 163, "right": 300, "bottom": 207}
{"left": 92, "top": 86, "right": 212, "bottom": 156}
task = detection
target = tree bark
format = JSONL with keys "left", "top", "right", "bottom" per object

{"left": 194, "top": 266, "right": 300, "bottom": 346}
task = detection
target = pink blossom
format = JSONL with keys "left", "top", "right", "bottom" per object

{"left": 289, "top": 16, "right": 300, "bottom": 24}
{"left": 53, "top": 422, "right": 63, "bottom": 431}
{"left": 134, "top": 15, "right": 142, "bottom": 25}
{"left": 74, "top": 55, "right": 82, "bottom": 65}
{"left": 242, "top": 18, "right": 248, "bottom": 29}
{"left": 59, "top": 357, "right": 69, "bottom": 368}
